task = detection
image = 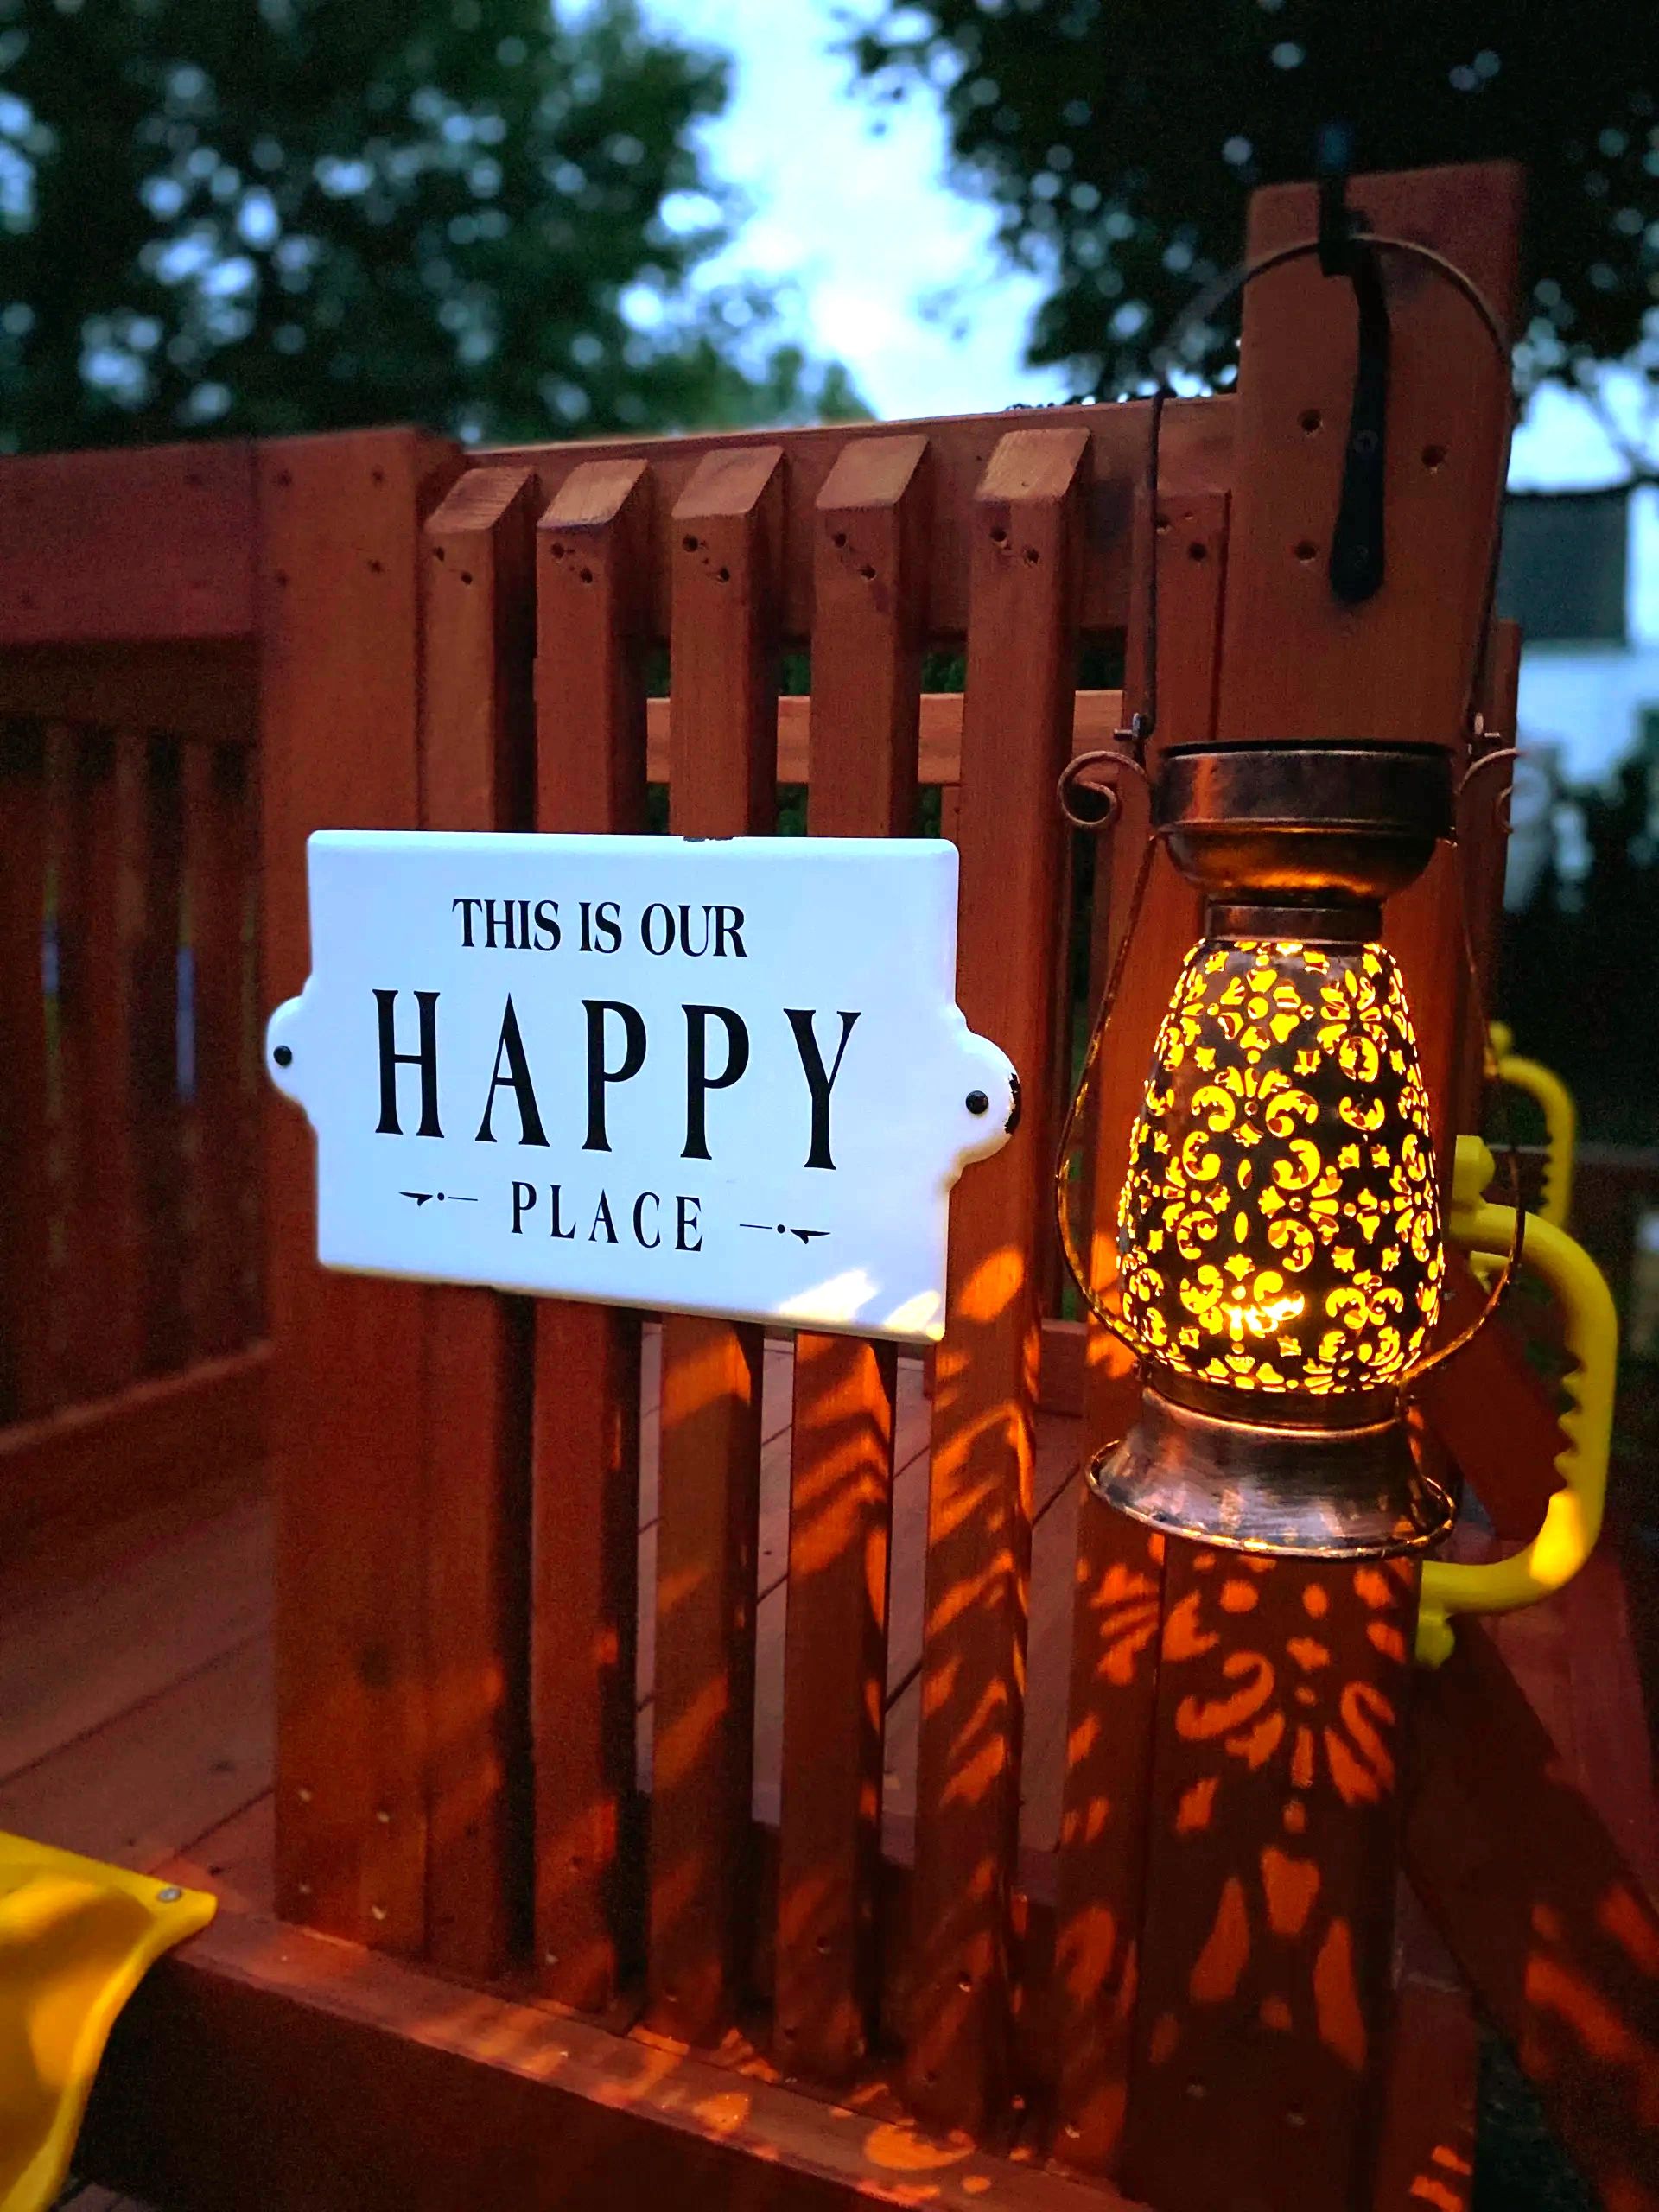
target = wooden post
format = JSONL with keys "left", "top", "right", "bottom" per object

{"left": 418, "top": 466, "right": 540, "bottom": 1979}
{"left": 1118, "top": 162, "right": 1522, "bottom": 2212}
{"left": 264, "top": 427, "right": 460, "bottom": 1951}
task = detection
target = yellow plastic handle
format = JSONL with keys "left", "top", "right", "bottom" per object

{"left": 1490, "top": 1020, "right": 1577, "bottom": 1230}
{"left": 1415, "top": 1136, "right": 1618, "bottom": 1668}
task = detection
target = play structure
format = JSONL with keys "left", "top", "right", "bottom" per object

{"left": 2, "top": 161, "right": 1657, "bottom": 2212}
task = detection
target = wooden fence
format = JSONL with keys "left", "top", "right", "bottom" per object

{"left": 7, "top": 160, "right": 1659, "bottom": 2212}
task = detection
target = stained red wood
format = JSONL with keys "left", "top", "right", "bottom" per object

{"left": 646, "top": 446, "right": 784, "bottom": 2044}
{"left": 1123, "top": 1548, "right": 1420, "bottom": 2209}
{"left": 417, "top": 466, "right": 540, "bottom": 1978}
{"left": 1050, "top": 490, "right": 1228, "bottom": 2172}
{"left": 1371, "top": 1902, "right": 1477, "bottom": 2212}
{"left": 53, "top": 726, "right": 145, "bottom": 1400}
{"left": 775, "top": 435, "right": 931, "bottom": 2081}
{"left": 490, "top": 402, "right": 1231, "bottom": 642}
{"left": 532, "top": 456, "right": 654, "bottom": 2012}
{"left": 0, "top": 442, "right": 257, "bottom": 645}
{"left": 0, "top": 719, "right": 54, "bottom": 1422}
{"left": 1120, "top": 166, "right": 1522, "bottom": 2212}
{"left": 79, "top": 1904, "right": 1138, "bottom": 2212}
{"left": 263, "top": 428, "right": 459, "bottom": 1952}
{"left": 131, "top": 733, "right": 189, "bottom": 1376}
{"left": 181, "top": 737, "right": 259, "bottom": 1359}
{"left": 904, "top": 425, "right": 1090, "bottom": 2132}
{"left": 0, "top": 639, "right": 257, "bottom": 741}
{"left": 1407, "top": 1623, "right": 1659, "bottom": 2212}
{"left": 0, "top": 1344, "right": 265, "bottom": 1560}
{"left": 639, "top": 688, "right": 1125, "bottom": 788}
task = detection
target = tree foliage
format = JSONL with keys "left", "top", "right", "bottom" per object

{"left": 849, "top": 1, "right": 1659, "bottom": 404}
{"left": 0, "top": 0, "right": 861, "bottom": 451}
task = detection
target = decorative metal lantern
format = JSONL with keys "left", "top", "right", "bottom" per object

{"left": 1061, "top": 737, "right": 1480, "bottom": 1559}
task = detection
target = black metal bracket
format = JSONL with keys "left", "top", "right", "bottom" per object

{"left": 1319, "top": 163, "right": 1390, "bottom": 606}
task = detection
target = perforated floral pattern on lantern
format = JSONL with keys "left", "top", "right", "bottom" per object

{"left": 1117, "top": 938, "right": 1443, "bottom": 1396}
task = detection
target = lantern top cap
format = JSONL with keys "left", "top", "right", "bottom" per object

{"left": 1153, "top": 740, "right": 1453, "bottom": 907}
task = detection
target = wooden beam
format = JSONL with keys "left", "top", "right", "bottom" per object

{"left": 78, "top": 1904, "right": 1140, "bottom": 2212}
{"left": 0, "top": 1344, "right": 267, "bottom": 1557}
{"left": 642, "top": 688, "right": 1123, "bottom": 785}
{"left": 0, "top": 442, "right": 257, "bottom": 644}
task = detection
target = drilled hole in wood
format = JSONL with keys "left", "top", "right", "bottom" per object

{"left": 860, "top": 563, "right": 875, "bottom": 580}
{"left": 682, "top": 533, "right": 699, "bottom": 552}
{"left": 957, "top": 1972, "right": 973, "bottom": 1993}
{"left": 716, "top": 566, "right": 730, "bottom": 582}
{"left": 459, "top": 570, "right": 474, "bottom": 585}
{"left": 816, "top": 1935, "right": 832, "bottom": 1953}
{"left": 581, "top": 566, "right": 594, "bottom": 584}
{"left": 432, "top": 545, "right": 446, "bottom": 561}
{"left": 1188, "top": 541, "right": 1208, "bottom": 561}
{"left": 1300, "top": 408, "right": 1322, "bottom": 434}
{"left": 371, "top": 467, "right": 385, "bottom": 486}
{"left": 990, "top": 526, "right": 1007, "bottom": 544}
{"left": 368, "top": 558, "right": 384, "bottom": 574}
{"left": 1294, "top": 539, "right": 1318, "bottom": 563}
{"left": 1023, "top": 546, "right": 1039, "bottom": 564}
{"left": 549, "top": 541, "right": 565, "bottom": 559}
{"left": 831, "top": 530, "right": 848, "bottom": 548}
{"left": 1422, "top": 442, "right": 1448, "bottom": 470}
{"left": 1155, "top": 511, "right": 1170, "bottom": 532}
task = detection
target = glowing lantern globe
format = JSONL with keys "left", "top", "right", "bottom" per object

{"left": 1074, "top": 741, "right": 1465, "bottom": 1558}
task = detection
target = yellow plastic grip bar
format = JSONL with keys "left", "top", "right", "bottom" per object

{"left": 1415, "top": 1135, "right": 1618, "bottom": 1668}
{"left": 1490, "top": 1020, "right": 1577, "bottom": 1230}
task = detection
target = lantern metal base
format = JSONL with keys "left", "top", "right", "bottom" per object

{"left": 1087, "top": 1381, "right": 1455, "bottom": 1560}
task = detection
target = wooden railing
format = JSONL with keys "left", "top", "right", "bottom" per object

{"left": 0, "top": 442, "right": 266, "bottom": 1548}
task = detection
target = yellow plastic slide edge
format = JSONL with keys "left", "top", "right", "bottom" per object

{"left": 0, "top": 1831, "right": 215, "bottom": 2212}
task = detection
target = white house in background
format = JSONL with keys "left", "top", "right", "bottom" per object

{"left": 1497, "top": 484, "right": 1659, "bottom": 906}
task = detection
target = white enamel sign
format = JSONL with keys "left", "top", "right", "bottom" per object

{"left": 265, "top": 833, "right": 1017, "bottom": 1344}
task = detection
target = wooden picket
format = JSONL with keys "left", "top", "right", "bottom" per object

{"left": 774, "top": 433, "right": 930, "bottom": 2079}
{"left": 418, "top": 465, "right": 540, "bottom": 1980}
{"left": 905, "top": 424, "right": 1091, "bottom": 2131}
{"left": 531, "top": 455, "right": 655, "bottom": 2012}
{"left": 645, "top": 445, "right": 785, "bottom": 2044}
